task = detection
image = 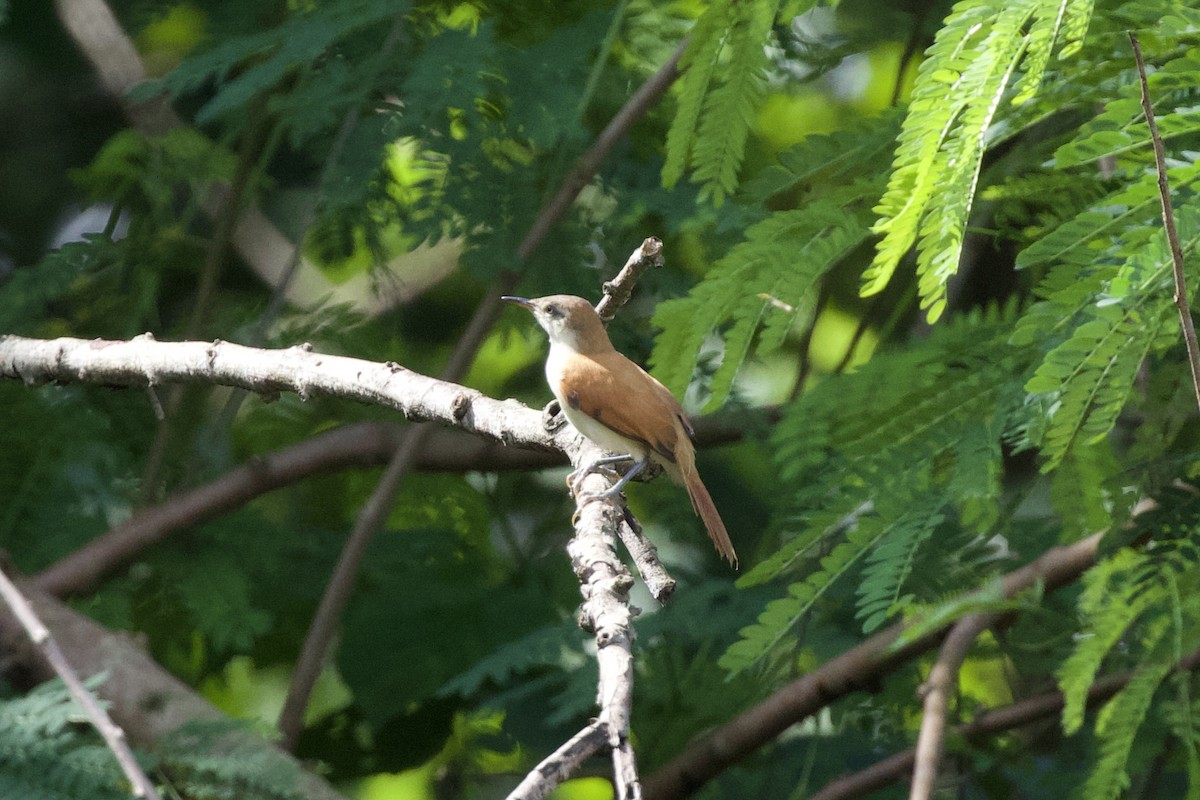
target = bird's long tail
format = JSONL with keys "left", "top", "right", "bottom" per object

{"left": 681, "top": 466, "right": 738, "bottom": 568}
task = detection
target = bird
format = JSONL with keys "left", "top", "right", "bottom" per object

{"left": 503, "top": 294, "right": 737, "bottom": 566}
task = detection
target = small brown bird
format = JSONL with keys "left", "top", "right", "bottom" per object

{"left": 504, "top": 294, "right": 737, "bottom": 566}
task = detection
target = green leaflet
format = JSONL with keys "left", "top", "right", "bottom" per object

{"left": 0, "top": 679, "right": 141, "bottom": 800}
{"left": 1079, "top": 637, "right": 1172, "bottom": 800}
{"left": 1021, "top": 205, "right": 1200, "bottom": 471}
{"left": 856, "top": 504, "right": 946, "bottom": 633}
{"left": 865, "top": 0, "right": 1094, "bottom": 321}
{"left": 718, "top": 507, "right": 905, "bottom": 676}
{"left": 690, "top": 0, "right": 776, "bottom": 205}
{"left": 724, "top": 308, "right": 1027, "bottom": 671}
{"left": 650, "top": 202, "right": 871, "bottom": 408}
{"left": 1012, "top": 161, "right": 1200, "bottom": 270}
{"left": 663, "top": 0, "right": 809, "bottom": 204}
{"left": 1057, "top": 551, "right": 1152, "bottom": 735}
{"left": 1056, "top": 50, "right": 1200, "bottom": 168}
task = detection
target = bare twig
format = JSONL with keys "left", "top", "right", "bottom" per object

{"left": 643, "top": 531, "right": 1106, "bottom": 799}
{"left": 0, "top": 565, "right": 162, "bottom": 800}
{"left": 909, "top": 613, "right": 993, "bottom": 800}
{"left": 616, "top": 515, "right": 675, "bottom": 603}
{"left": 507, "top": 721, "right": 610, "bottom": 800}
{"left": 597, "top": 237, "right": 666, "bottom": 321}
{"left": 1130, "top": 32, "right": 1200, "bottom": 414}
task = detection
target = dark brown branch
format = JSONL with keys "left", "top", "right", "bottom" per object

{"left": 1130, "top": 32, "right": 1200, "bottom": 414}
{"left": 909, "top": 613, "right": 992, "bottom": 800}
{"left": 643, "top": 531, "right": 1106, "bottom": 800}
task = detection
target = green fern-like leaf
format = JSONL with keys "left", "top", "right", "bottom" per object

{"left": 691, "top": 0, "right": 776, "bottom": 205}
{"left": 1055, "top": 49, "right": 1200, "bottom": 168}
{"left": 650, "top": 203, "right": 871, "bottom": 405}
{"left": 719, "top": 508, "right": 901, "bottom": 676}
{"left": 856, "top": 503, "right": 946, "bottom": 633}
{"left": 0, "top": 680, "right": 139, "bottom": 800}
{"left": 1022, "top": 205, "right": 1200, "bottom": 470}
{"left": 1050, "top": 441, "right": 1121, "bottom": 541}
{"left": 1058, "top": 550, "right": 1151, "bottom": 734}
{"left": 662, "top": 0, "right": 739, "bottom": 189}
{"left": 438, "top": 622, "right": 586, "bottom": 697}
{"left": 864, "top": 0, "right": 1095, "bottom": 321}
{"left": 1078, "top": 643, "right": 1172, "bottom": 800}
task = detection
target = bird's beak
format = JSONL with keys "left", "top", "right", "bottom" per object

{"left": 501, "top": 295, "right": 534, "bottom": 310}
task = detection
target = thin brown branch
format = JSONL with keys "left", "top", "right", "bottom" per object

{"left": 140, "top": 101, "right": 271, "bottom": 503}
{"left": 0, "top": 565, "right": 162, "bottom": 800}
{"left": 643, "top": 531, "right": 1106, "bottom": 800}
{"left": 909, "top": 613, "right": 993, "bottom": 800}
{"left": 1130, "top": 32, "right": 1200, "bottom": 413}
{"left": 276, "top": 423, "right": 432, "bottom": 750}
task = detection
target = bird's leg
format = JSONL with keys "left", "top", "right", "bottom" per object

{"left": 567, "top": 454, "right": 632, "bottom": 495}
{"left": 577, "top": 457, "right": 650, "bottom": 503}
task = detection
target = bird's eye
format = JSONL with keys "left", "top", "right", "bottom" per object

{"left": 546, "top": 304, "right": 563, "bottom": 319}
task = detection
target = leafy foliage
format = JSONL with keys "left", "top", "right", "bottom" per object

{"left": 662, "top": 0, "right": 805, "bottom": 205}
{"left": 651, "top": 113, "right": 899, "bottom": 405}
{"left": 0, "top": 680, "right": 137, "bottom": 800}
{"left": 12, "top": 0, "right": 1200, "bottom": 797}
{"left": 864, "top": 0, "right": 1095, "bottom": 321}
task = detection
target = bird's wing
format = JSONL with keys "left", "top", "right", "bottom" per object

{"left": 556, "top": 351, "right": 687, "bottom": 464}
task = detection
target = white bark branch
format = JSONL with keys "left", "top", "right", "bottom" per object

{"left": 506, "top": 439, "right": 642, "bottom": 799}
{"left": 0, "top": 334, "right": 559, "bottom": 451}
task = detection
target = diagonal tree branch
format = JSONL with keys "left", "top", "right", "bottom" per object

{"left": 30, "top": 423, "right": 561, "bottom": 598}
{"left": 0, "top": 564, "right": 162, "bottom": 800}
{"left": 1129, "top": 31, "right": 1200, "bottom": 415}
{"left": 0, "top": 580, "right": 352, "bottom": 800}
